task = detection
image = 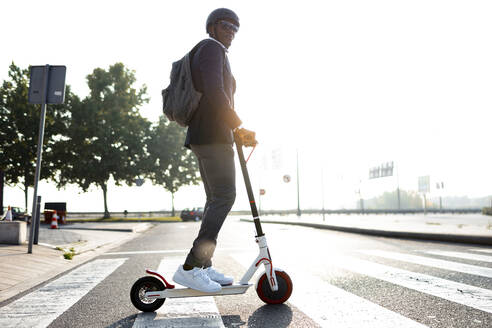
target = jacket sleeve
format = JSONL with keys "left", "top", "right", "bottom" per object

{"left": 198, "top": 42, "right": 242, "bottom": 129}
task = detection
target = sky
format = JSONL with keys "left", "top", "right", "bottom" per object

{"left": 1, "top": 0, "right": 491, "bottom": 213}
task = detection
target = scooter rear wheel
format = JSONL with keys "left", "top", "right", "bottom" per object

{"left": 130, "top": 276, "right": 165, "bottom": 312}
{"left": 256, "top": 270, "right": 293, "bottom": 304}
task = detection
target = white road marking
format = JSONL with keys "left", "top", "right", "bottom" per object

{"left": 360, "top": 249, "right": 492, "bottom": 278}
{"left": 104, "top": 248, "right": 248, "bottom": 256}
{"left": 132, "top": 258, "right": 224, "bottom": 328}
{"left": 233, "top": 252, "right": 428, "bottom": 328}
{"left": 425, "top": 250, "right": 492, "bottom": 263}
{"left": 469, "top": 248, "right": 492, "bottom": 254}
{"left": 333, "top": 256, "right": 492, "bottom": 314}
{"left": 0, "top": 258, "right": 127, "bottom": 328}
{"left": 105, "top": 249, "right": 190, "bottom": 255}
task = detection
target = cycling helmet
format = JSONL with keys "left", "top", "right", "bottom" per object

{"left": 206, "top": 8, "right": 240, "bottom": 32}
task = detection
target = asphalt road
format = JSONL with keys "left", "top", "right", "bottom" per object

{"left": 2, "top": 217, "right": 492, "bottom": 327}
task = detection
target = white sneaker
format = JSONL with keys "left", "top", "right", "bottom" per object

{"left": 172, "top": 265, "right": 222, "bottom": 293}
{"left": 205, "top": 267, "right": 234, "bottom": 286}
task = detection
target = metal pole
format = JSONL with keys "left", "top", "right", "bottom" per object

{"left": 0, "top": 170, "right": 4, "bottom": 216}
{"left": 28, "top": 65, "right": 49, "bottom": 254}
{"left": 33, "top": 195, "right": 41, "bottom": 244}
{"left": 296, "top": 149, "right": 301, "bottom": 217}
{"left": 423, "top": 193, "right": 427, "bottom": 215}
{"left": 396, "top": 162, "right": 401, "bottom": 210}
{"left": 321, "top": 166, "right": 325, "bottom": 221}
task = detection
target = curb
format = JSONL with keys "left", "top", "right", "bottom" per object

{"left": 0, "top": 231, "right": 142, "bottom": 304}
{"left": 240, "top": 219, "right": 492, "bottom": 246}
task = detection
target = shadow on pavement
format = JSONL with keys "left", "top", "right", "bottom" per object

{"left": 247, "top": 304, "right": 293, "bottom": 327}
{"left": 222, "top": 314, "right": 247, "bottom": 327}
{"left": 105, "top": 314, "right": 139, "bottom": 328}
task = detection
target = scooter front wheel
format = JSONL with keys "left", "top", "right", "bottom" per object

{"left": 130, "top": 276, "right": 165, "bottom": 312}
{"left": 256, "top": 270, "right": 293, "bottom": 304}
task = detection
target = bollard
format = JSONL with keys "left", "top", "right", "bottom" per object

{"left": 28, "top": 196, "right": 42, "bottom": 253}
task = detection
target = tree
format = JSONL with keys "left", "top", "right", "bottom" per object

{"left": 54, "top": 63, "right": 150, "bottom": 218}
{"left": 364, "top": 190, "right": 423, "bottom": 210}
{"left": 146, "top": 116, "right": 200, "bottom": 216}
{"left": 0, "top": 63, "right": 74, "bottom": 209}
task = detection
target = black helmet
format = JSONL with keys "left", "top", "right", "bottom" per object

{"left": 206, "top": 8, "right": 239, "bottom": 32}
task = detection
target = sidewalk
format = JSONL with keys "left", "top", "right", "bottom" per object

{"left": 0, "top": 221, "right": 154, "bottom": 303}
{"left": 241, "top": 213, "right": 492, "bottom": 245}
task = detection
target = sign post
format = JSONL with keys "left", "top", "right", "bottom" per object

{"left": 418, "top": 176, "right": 430, "bottom": 214}
{"left": 27, "top": 65, "right": 66, "bottom": 254}
{"left": 0, "top": 170, "right": 4, "bottom": 216}
{"left": 296, "top": 150, "right": 301, "bottom": 217}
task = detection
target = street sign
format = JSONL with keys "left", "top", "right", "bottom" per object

{"left": 369, "top": 167, "right": 380, "bottom": 179}
{"left": 369, "top": 162, "right": 393, "bottom": 179}
{"left": 27, "top": 64, "right": 66, "bottom": 254}
{"left": 28, "top": 65, "right": 66, "bottom": 104}
{"left": 418, "top": 176, "right": 430, "bottom": 193}
{"left": 283, "top": 174, "right": 291, "bottom": 183}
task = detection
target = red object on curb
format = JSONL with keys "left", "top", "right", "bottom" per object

{"left": 50, "top": 210, "right": 59, "bottom": 229}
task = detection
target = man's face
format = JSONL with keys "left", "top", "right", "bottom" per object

{"left": 213, "top": 19, "right": 238, "bottom": 48}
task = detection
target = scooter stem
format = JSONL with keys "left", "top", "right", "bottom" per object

{"left": 234, "top": 138, "right": 264, "bottom": 237}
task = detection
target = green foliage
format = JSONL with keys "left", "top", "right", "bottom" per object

{"left": 54, "top": 63, "right": 150, "bottom": 217}
{"left": 0, "top": 63, "right": 74, "bottom": 209}
{"left": 1, "top": 62, "right": 198, "bottom": 218}
{"left": 364, "top": 190, "right": 423, "bottom": 210}
{"left": 483, "top": 207, "right": 492, "bottom": 216}
{"left": 146, "top": 116, "right": 200, "bottom": 215}
{"left": 63, "top": 248, "right": 76, "bottom": 260}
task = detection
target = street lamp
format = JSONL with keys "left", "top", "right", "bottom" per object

{"left": 296, "top": 149, "right": 301, "bottom": 217}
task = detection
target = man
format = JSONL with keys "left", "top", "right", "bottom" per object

{"left": 172, "top": 8, "right": 244, "bottom": 293}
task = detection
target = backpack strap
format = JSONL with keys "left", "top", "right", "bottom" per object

{"left": 188, "top": 39, "right": 227, "bottom": 94}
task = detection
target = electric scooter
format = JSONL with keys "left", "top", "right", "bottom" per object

{"left": 130, "top": 130, "right": 293, "bottom": 312}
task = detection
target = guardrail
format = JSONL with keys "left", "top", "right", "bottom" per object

{"left": 253, "top": 208, "right": 483, "bottom": 215}
{"left": 65, "top": 208, "right": 483, "bottom": 219}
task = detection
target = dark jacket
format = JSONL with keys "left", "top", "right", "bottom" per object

{"left": 184, "top": 39, "right": 242, "bottom": 148}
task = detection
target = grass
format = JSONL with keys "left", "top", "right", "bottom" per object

{"left": 56, "top": 246, "right": 77, "bottom": 260}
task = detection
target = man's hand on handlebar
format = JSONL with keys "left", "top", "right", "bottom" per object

{"left": 234, "top": 128, "right": 258, "bottom": 147}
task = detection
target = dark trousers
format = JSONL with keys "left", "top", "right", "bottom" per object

{"left": 185, "top": 143, "right": 236, "bottom": 268}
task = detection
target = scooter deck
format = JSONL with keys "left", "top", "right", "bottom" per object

{"left": 145, "top": 284, "right": 252, "bottom": 299}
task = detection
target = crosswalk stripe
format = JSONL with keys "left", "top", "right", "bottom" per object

{"left": 0, "top": 258, "right": 127, "bottom": 328}
{"left": 104, "top": 248, "right": 248, "bottom": 256}
{"left": 360, "top": 250, "right": 492, "bottom": 278}
{"left": 333, "top": 256, "right": 492, "bottom": 314}
{"left": 425, "top": 250, "right": 492, "bottom": 263}
{"left": 470, "top": 248, "right": 492, "bottom": 254}
{"left": 132, "top": 258, "right": 224, "bottom": 328}
{"left": 233, "top": 252, "right": 428, "bottom": 328}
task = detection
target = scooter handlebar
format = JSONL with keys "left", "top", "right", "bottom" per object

{"left": 234, "top": 128, "right": 258, "bottom": 147}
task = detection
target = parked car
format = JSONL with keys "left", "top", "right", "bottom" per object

{"left": 180, "top": 207, "right": 204, "bottom": 221}
{"left": 2, "top": 207, "right": 32, "bottom": 223}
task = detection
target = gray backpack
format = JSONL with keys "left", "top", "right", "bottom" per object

{"left": 163, "top": 40, "right": 215, "bottom": 127}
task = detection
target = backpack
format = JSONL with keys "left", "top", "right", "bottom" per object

{"left": 163, "top": 40, "right": 216, "bottom": 126}
{"left": 162, "top": 39, "right": 225, "bottom": 127}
